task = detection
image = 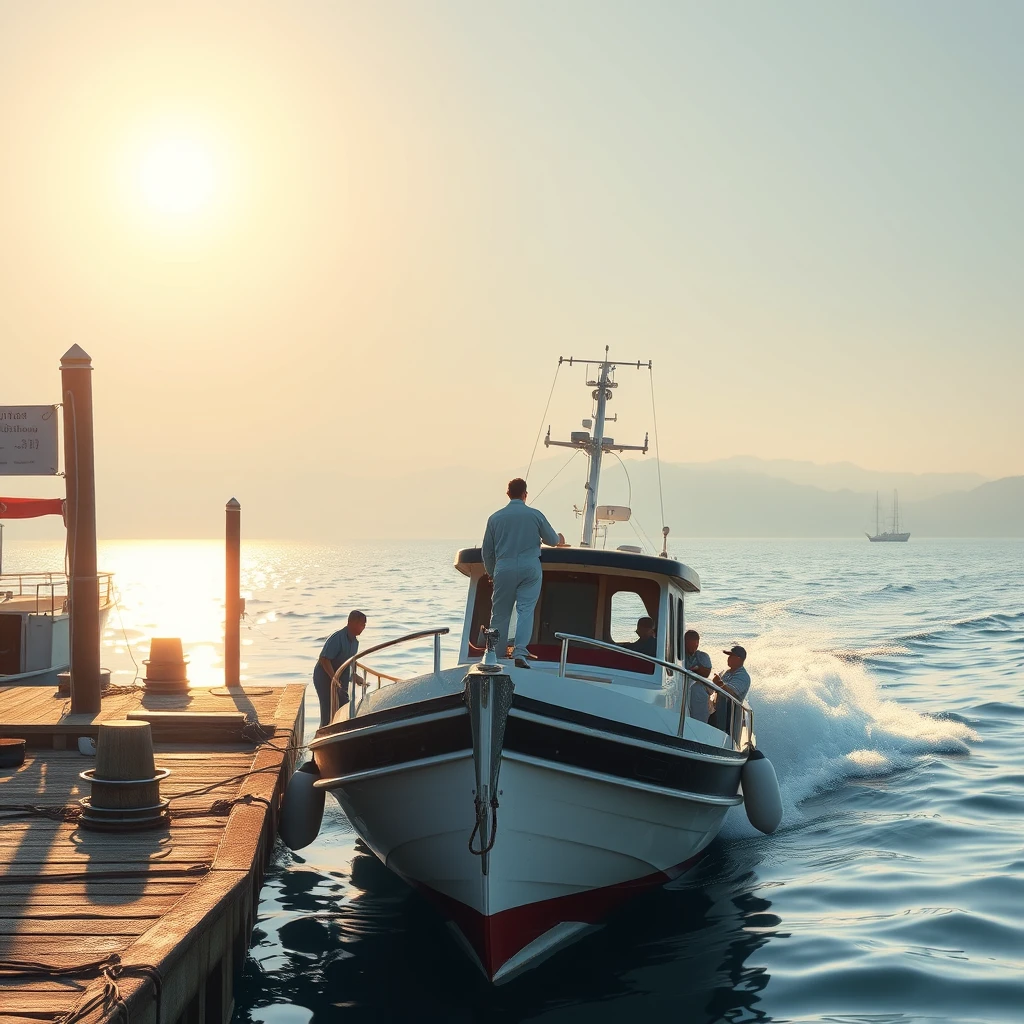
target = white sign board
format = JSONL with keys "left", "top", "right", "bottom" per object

{"left": 0, "top": 406, "right": 60, "bottom": 476}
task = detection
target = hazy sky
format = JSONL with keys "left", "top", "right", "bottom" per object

{"left": 2, "top": 2, "right": 1022, "bottom": 537}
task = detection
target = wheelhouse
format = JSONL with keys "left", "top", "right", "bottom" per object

{"left": 454, "top": 546, "right": 700, "bottom": 688}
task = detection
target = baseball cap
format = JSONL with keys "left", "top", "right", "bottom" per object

{"left": 723, "top": 645, "right": 747, "bottom": 659}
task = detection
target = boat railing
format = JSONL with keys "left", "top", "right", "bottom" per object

{"left": 0, "top": 571, "right": 115, "bottom": 615}
{"left": 553, "top": 632, "right": 753, "bottom": 751}
{"left": 331, "top": 627, "right": 451, "bottom": 720}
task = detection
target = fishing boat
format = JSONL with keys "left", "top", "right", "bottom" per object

{"left": 866, "top": 490, "right": 910, "bottom": 542}
{"left": 0, "top": 502, "right": 115, "bottom": 685}
{"left": 280, "top": 352, "right": 782, "bottom": 983}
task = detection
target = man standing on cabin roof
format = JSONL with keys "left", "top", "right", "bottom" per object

{"left": 312, "top": 610, "right": 367, "bottom": 727}
{"left": 482, "top": 478, "right": 564, "bottom": 669}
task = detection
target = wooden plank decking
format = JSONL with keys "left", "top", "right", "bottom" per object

{"left": 0, "top": 683, "right": 306, "bottom": 1024}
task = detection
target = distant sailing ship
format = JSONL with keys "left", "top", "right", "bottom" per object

{"left": 866, "top": 490, "right": 910, "bottom": 542}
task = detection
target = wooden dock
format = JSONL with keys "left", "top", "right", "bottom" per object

{"left": 0, "top": 682, "right": 306, "bottom": 1024}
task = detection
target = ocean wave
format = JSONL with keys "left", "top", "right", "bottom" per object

{"left": 891, "top": 610, "right": 1024, "bottom": 647}
{"left": 829, "top": 644, "right": 915, "bottom": 664}
{"left": 722, "top": 640, "right": 976, "bottom": 839}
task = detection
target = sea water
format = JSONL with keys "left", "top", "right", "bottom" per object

{"left": 6, "top": 537, "right": 1022, "bottom": 1023}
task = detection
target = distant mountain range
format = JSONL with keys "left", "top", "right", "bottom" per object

{"left": 678, "top": 456, "right": 988, "bottom": 502}
{"left": 519, "top": 457, "right": 1024, "bottom": 541}
{"left": 5, "top": 456, "right": 1022, "bottom": 540}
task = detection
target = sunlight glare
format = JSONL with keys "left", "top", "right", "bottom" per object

{"left": 138, "top": 137, "right": 217, "bottom": 217}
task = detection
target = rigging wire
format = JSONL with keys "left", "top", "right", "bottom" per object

{"left": 529, "top": 449, "right": 582, "bottom": 504}
{"left": 630, "top": 510, "right": 660, "bottom": 555}
{"left": 606, "top": 450, "right": 661, "bottom": 554}
{"left": 608, "top": 450, "right": 633, "bottom": 509}
{"left": 524, "top": 360, "right": 562, "bottom": 484}
{"left": 648, "top": 364, "right": 666, "bottom": 534}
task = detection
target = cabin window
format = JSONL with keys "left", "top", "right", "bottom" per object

{"left": 468, "top": 566, "right": 662, "bottom": 676}
{"left": 468, "top": 575, "right": 494, "bottom": 650}
{"left": 666, "top": 594, "right": 676, "bottom": 665}
{"left": 537, "top": 572, "right": 600, "bottom": 644}
{"left": 608, "top": 590, "right": 650, "bottom": 644}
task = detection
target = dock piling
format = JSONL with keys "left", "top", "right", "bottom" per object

{"left": 225, "top": 498, "right": 241, "bottom": 687}
{"left": 60, "top": 344, "right": 101, "bottom": 714}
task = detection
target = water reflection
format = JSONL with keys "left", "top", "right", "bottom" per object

{"left": 234, "top": 838, "right": 781, "bottom": 1024}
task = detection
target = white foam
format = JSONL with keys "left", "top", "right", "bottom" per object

{"left": 721, "top": 634, "right": 976, "bottom": 839}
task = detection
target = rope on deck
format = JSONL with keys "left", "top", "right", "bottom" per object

{"left": 0, "top": 952, "right": 164, "bottom": 1024}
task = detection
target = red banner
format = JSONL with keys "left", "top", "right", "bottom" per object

{"left": 0, "top": 497, "right": 66, "bottom": 520}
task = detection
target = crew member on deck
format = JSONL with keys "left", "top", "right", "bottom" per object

{"left": 618, "top": 616, "right": 657, "bottom": 657}
{"left": 482, "top": 478, "right": 564, "bottom": 669}
{"left": 312, "top": 610, "right": 367, "bottom": 726}
{"left": 684, "top": 629, "right": 714, "bottom": 721}
{"left": 709, "top": 644, "right": 750, "bottom": 732}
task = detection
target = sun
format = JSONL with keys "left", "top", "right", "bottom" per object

{"left": 138, "top": 137, "right": 217, "bottom": 217}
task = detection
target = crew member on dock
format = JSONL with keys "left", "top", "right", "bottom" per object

{"left": 482, "top": 478, "right": 563, "bottom": 669}
{"left": 313, "top": 610, "right": 367, "bottom": 725}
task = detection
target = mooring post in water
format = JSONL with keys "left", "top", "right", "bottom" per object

{"left": 225, "top": 497, "right": 241, "bottom": 687}
{"left": 60, "top": 345, "right": 102, "bottom": 714}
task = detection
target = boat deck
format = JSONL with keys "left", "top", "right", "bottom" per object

{"left": 0, "top": 682, "right": 306, "bottom": 1024}
{"left": 0, "top": 594, "right": 65, "bottom": 615}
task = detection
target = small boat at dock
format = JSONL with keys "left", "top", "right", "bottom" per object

{"left": 281, "top": 352, "right": 782, "bottom": 983}
{"left": 0, "top": 503, "right": 115, "bottom": 685}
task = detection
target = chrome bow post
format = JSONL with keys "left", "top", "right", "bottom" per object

{"left": 464, "top": 664, "right": 514, "bottom": 875}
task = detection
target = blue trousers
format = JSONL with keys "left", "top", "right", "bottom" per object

{"left": 489, "top": 556, "right": 542, "bottom": 660}
{"left": 313, "top": 675, "right": 347, "bottom": 728}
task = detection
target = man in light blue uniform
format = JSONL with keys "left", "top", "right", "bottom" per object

{"left": 482, "top": 477, "right": 563, "bottom": 668}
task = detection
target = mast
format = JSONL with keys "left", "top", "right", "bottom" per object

{"left": 544, "top": 348, "right": 650, "bottom": 547}
{"left": 875, "top": 492, "right": 880, "bottom": 536}
{"left": 893, "top": 489, "right": 899, "bottom": 533}
{"left": 581, "top": 355, "right": 612, "bottom": 545}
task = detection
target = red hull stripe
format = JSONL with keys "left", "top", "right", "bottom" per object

{"left": 416, "top": 852, "right": 703, "bottom": 979}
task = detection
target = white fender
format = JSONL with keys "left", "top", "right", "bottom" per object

{"left": 279, "top": 760, "right": 325, "bottom": 851}
{"left": 742, "top": 748, "right": 782, "bottom": 835}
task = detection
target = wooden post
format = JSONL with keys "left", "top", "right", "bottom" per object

{"left": 225, "top": 498, "right": 241, "bottom": 687}
{"left": 60, "top": 345, "right": 101, "bottom": 714}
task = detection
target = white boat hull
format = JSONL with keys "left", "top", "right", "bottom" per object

{"left": 317, "top": 695, "right": 740, "bottom": 982}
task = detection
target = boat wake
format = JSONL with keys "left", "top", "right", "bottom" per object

{"left": 720, "top": 638, "right": 976, "bottom": 838}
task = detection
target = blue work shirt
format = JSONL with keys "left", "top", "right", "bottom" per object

{"left": 685, "top": 650, "right": 713, "bottom": 720}
{"left": 481, "top": 499, "right": 560, "bottom": 576}
{"left": 312, "top": 627, "right": 359, "bottom": 693}
{"left": 685, "top": 650, "right": 712, "bottom": 675}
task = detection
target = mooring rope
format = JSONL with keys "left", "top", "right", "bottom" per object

{"left": 467, "top": 795, "right": 499, "bottom": 856}
{"left": 1, "top": 953, "right": 163, "bottom": 1024}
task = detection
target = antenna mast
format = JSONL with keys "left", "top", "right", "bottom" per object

{"left": 544, "top": 347, "right": 650, "bottom": 547}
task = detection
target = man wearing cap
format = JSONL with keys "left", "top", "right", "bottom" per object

{"left": 709, "top": 645, "right": 750, "bottom": 732}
